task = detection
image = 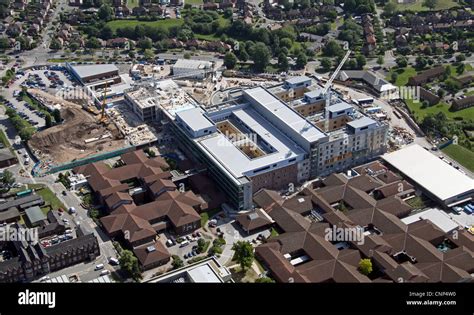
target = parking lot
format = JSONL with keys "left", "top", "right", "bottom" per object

{"left": 4, "top": 65, "right": 78, "bottom": 129}
{"left": 161, "top": 229, "right": 210, "bottom": 262}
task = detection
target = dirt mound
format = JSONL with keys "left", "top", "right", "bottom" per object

{"left": 30, "top": 106, "right": 126, "bottom": 164}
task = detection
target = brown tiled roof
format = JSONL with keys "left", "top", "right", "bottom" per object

{"left": 281, "top": 195, "right": 313, "bottom": 214}
{"left": 253, "top": 189, "right": 283, "bottom": 210}
{"left": 375, "top": 180, "right": 414, "bottom": 198}
{"left": 236, "top": 208, "right": 273, "bottom": 232}
{"left": 133, "top": 241, "right": 171, "bottom": 267}
{"left": 150, "top": 178, "right": 176, "bottom": 196}
{"left": 105, "top": 191, "right": 133, "bottom": 209}
{"left": 376, "top": 171, "right": 402, "bottom": 184}
{"left": 408, "top": 66, "right": 445, "bottom": 85}
{"left": 348, "top": 174, "right": 382, "bottom": 192}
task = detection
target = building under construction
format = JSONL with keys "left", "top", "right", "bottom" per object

{"left": 122, "top": 74, "right": 388, "bottom": 210}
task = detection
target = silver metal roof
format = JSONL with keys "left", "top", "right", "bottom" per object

{"left": 347, "top": 116, "right": 376, "bottom": 129}
{"left": 382, "top": 144, "right": 474, "bottom": 202}
{"left": 176, "top": 107, "right": 215, "bottom": 131}
{"left": 71, "top": 64, "right": 119, "bottom": 79}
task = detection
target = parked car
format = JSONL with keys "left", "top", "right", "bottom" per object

{"left": 95, "top": 264, "right": 104, "bottom": 271}
{"left": 108, "top": 257, "right": 119, "bottom": 266}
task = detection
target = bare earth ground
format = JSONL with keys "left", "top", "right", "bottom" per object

{"left": 29, "top": 90, "right": 128, "bottom": 164}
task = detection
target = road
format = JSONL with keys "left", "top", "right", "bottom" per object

{"left": 0, "top": 105, "right": 119, "bottom": 282}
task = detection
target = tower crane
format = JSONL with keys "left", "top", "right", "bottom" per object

{"left": 321, "top": 49, "right": 351, "bottom": 132}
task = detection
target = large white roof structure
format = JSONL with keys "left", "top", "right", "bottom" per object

{"left": 198, "top": 107, "right": 306, "bottom": 178}
{"left": 243, "top": 87, "right": 327, "bottom": 150}
{"left": 70, "top": 64, "right": 119, "bottom": 79}
{"left": 382, "top": 144, "right": 474, "bottom": 205}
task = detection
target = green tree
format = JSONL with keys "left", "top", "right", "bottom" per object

{"left": 355, "top": 54, "right": 366, "bottom": 69}
{"left": 422, "top": 0, "right": 437, "bottom": 10}
{"left": 239, "top": 46, "right": 249, "bottom": 62}
{"left": 320, "top": 57, "right": 332, "bottom": 72}
{"left": 172, "top": 255, "right": 184, "bottom": 269}
{"left": 278, "top": 53, "right": 289, "bottom": 71}
{"left": 457, "top": 63, "right": 465, "bottom": 75}
{"left": 250, "top": 42, "right": 271, "bottom": 72}
{"left": 376, "top": 55, "right": 384, "bottom": 65}
{"left": 137, "top": 38, "right": 152, "bottom": 50}
{"left": 358, "top": 258, "right": 372, "bottom": 276}
{"left": 69, "top": 42, "right": 80, "bottom": 52}
{"left": 415, "top": 56, "right": 427, "bottom": 70}
{"left": 85, "top": 37, "right": 101, "bottom": 49}
{"left": 295, "top": 52, "right": 307, "bottom": 69}
{"left": 390, "top": 72, "right": 398, "bottom": 83}
{"left": 232, "top": 241, "right": 254, "bottom": 271}
{"left": 322, "top": 40, "right": 343, "bottom": 57}
{"left": 50, "top": 39, "right": 62, "bottom": 50}
{"left": 395, "top": 56, "right": 408, "bottom": 68}
{"left": 456, "top": 54, "right": 466, "bottom": 63}
{"left": 437, "top": 88, "right": 445, "bottom": 98}
{"left": 183, "top": 52, "right": 191, "bottom": 59}
{"left": 197, "top": 238, "right": 207, "bottom": 253}
{"left": 119, "top": 249, "right": 142, "bottom": 281}
{"left": 255, "top": 277, "right": 275, "bottom": 283}
{"left": 98, "top": 4, "right": 113, "bottom": 21}
{"left": 18, "top": 128, "right": 34, "bottom": 141}
{"left": 45, "top": 113, "right": 52, "bottom": 128}
{"left": 1, "top": 169, "right": 15, "bottom": 189}
{"left": 53, "top": 109, "right": 61, "bottom": 123}
{"left": 100, "top": 25, "right": 113, "bottom": 40}
{"left": 383, "top": 2, "right": 397, "bottom": 15}
{"left": 224, "top": 52, "right": 238, "bottom": 69}
{"left": 143, "top": 49, "right": 154, "bottom": 60}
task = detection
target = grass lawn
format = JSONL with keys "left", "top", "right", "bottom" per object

{"left": 127, "top": 0, "right": 139, "bottom": 9}
{"left": 391, "top": 0, "right": 458, "bottom": 12}
{"left": 29, "top": 184, "right": 66, "bottom": 211}
{"left": 0, "top": 129, "right": 10, "bottom": 147}
{"left": 442, "top": 144, "right": 474, "bottom": 172}
{"left": 386, "top": 66, "right": 417, "bottom": 87}
{"left": 405, "top": 99, "right": 474, "bottom": 123}
{"left": 106, "top": 19, "right": 184, "bottom": 32}
{"left": 195, "top": 33, "right": 221, "bottom": 41}
{"left": 270, "top": 227, "right": 279, "bottom": 238}
{"left": 185, "top": 0, "right": 204, "bottom": 4}
{"left": 465, "top": 90, "right": 474, "bottom": 96}
{"left": 448, "top": 63, "right": 473, "bottom": 77}
{"left": 405, "top": 196, "right": 428, "bottom": 209}
{"left": 200, "top": 207, "right": 222, "bottom": 226}
{"left": 229, "top": 265, "right": 260, "bottom": 283}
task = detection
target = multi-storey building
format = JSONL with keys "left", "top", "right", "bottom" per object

{"left": 124, "top": 77, "right": 389, "bottom": 210}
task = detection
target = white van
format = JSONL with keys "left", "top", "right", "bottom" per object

{"left": 100, "top": 270, "right": 111, "bottom": 276}
{"left": 179, "top": 240, "right": 189, "bottom": 248}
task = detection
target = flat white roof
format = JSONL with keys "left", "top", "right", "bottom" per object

{"left": 71, "top": 64, "right": 119, "bottom": 79}
{"left": 382, "top": 144, "right": 474, "bottom": 202}
{"left": 401, "top": 208, "right": 459, "bottom": 233}
{"left": 176, "top": 107, "right": 214, "bottom": 131}
{"left": 198, "top": 107, "right": 305, "bottom": 178}
{"left": 244, "top": 87, "right": 326, "bottom": 144}
{"left": 173, "top": 59, "right": 212, "bottom": 70}
{"left": 328, "top": 102, "right": 353, "bottom": 113}
{"left": 347, "top": 116, "right": 376, "bottom": 129}
{"left": 187, "top": 264, "right": 221, "bottom": 283}
{"left": 285, "top": 75, "right": 311, "bottom": 85}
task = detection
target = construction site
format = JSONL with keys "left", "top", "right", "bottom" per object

{"left": 28, "top": 88, "right": 128, "bottom": 167}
